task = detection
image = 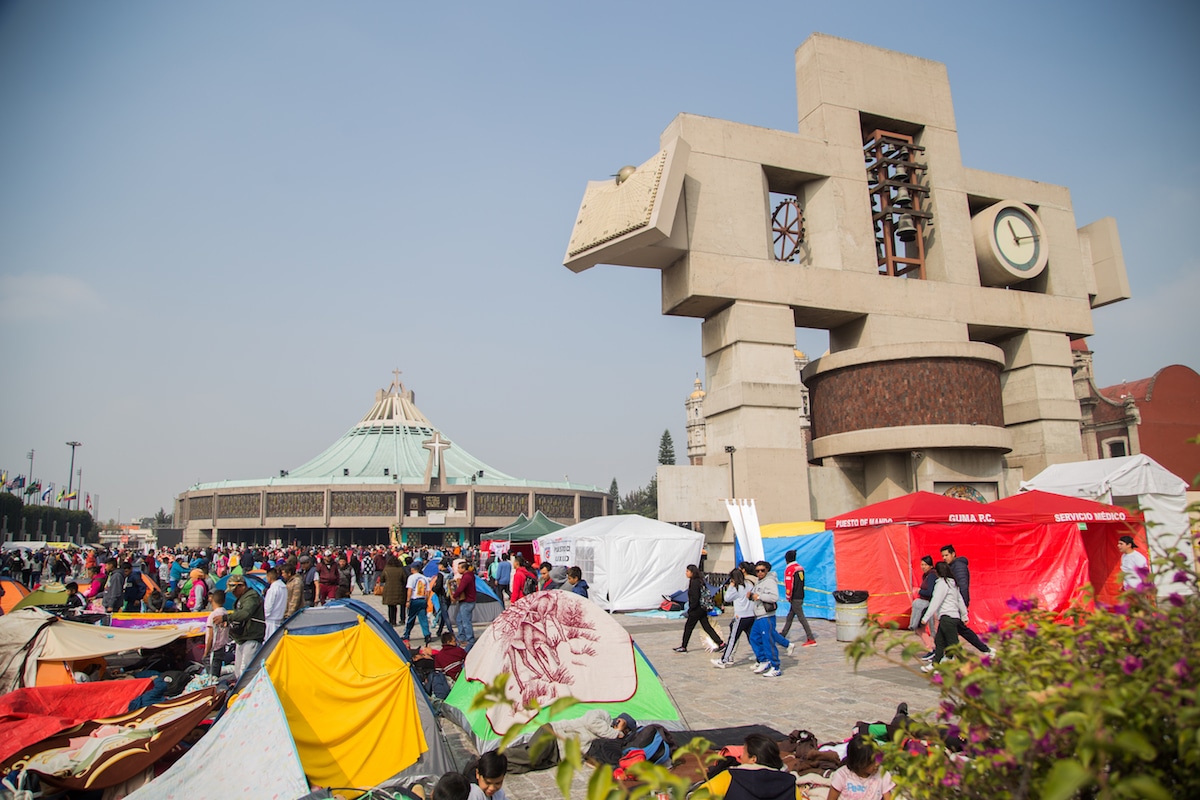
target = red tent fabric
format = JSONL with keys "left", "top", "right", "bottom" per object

{"left": 0, "top": 678, "right": 153, "bottom": 764}
{"left": 826, "top": 491, "right": 1013, "bottom": 530}
{"left": 908, "top": 522, "right": 1092, "bottom": 625}
{"left": 989, "top": 491, "right": 1147, "bottom": 603}
{"left": 829, "top": 492, "right": 1099, "bottom": 628}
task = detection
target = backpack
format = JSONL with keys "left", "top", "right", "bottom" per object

{"left": 521, "top": 572, "right": 537, "bottom": 595}
{"left": 699, "top": 582, "right": 715, "bottom": 612}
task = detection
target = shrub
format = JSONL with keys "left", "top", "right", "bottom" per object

{"left": 847, "top": 549, "right": 1200, "bottom": 800}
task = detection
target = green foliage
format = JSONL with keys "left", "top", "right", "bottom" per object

{"left": 0, "top": 491, "right": 22, "bottom": 529}
{"left": 609, "top": 479, "right": 621, "bottom": 513}
{"left": 846, "top": 549, "right": 1200, "bottom": 800}
{"left": 620, "top": 477, "right": 657, "bottom": 519}
{"left": 658, "top": 430, "right": 677, "bottom": 466}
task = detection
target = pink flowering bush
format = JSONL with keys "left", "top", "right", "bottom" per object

{"left": 848, "top": 545, "right": 1199, "bottom": 799}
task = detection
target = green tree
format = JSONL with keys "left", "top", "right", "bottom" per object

{"left": 607, "top": 478, "right": 620, "bottom": 513}
{"left": 153, "top": 507, "right": 173, "bottom": 526}
{"left": 0, "top": 491, "right": 22, "bottom": 533}
{"left": 658, "top": 429, "right": 676, "bottom": 466}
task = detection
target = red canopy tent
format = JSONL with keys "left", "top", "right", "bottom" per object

{"left": 826, "top": 492, "right": 1094, "bottom": 628}
{"left": 987, "top": 491, "right": 1145, "bottom": 604}
{"left": 826, "top": 491, "right": 1009, "bottom": 529}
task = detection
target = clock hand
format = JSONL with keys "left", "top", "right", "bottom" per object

{"left": 1007, "top": 220, "right": 1019, "bottom": 243}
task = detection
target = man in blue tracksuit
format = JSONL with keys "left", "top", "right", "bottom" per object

{"left": 748, "top": 562, "right": 782, "bottom": 677}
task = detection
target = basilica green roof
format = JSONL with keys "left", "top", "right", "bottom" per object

{"left": 189, "top": 375, "right": 600, "bottom": 493}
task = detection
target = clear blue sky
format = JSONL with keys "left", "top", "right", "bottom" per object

{"left": 1, "top": 1, "right": 1196, "bottom": 522}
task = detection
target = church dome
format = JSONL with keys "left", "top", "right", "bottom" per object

{"left": 689, "top": 377, "right": 706, "bottom": 399}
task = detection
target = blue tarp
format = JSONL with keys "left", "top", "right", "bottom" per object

{"left": 735, "top": 530, "right": 837, "bottom": 620}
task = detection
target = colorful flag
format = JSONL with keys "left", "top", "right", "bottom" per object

{"left": 56, "top": 489, "right": 66, "bottom": 503}
{"left": 62, "top": 491, "right": 78, "bottom": 502}
{"left": 1, "top": 471, "right": 7, "bottom": 486}
{"left": 25, "top": 481, "right": 40, "bottom": 496}
{"left": 11, "top": 475, "right": 24, "bottom": 489}
{"left": 42, "top": 483, "right": 53, "bottom": 503}
{"left": 86, "top": 493, "right": 93, "bottom": 512}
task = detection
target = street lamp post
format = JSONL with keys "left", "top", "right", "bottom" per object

{"left": 65, "top": 441, "right": 81, "bottom": 508}
{"left": 724, "top": 445, "right": 736, "bottom": 498}
{"left": 27, "top": 449, "right": 34, "bottom": 488}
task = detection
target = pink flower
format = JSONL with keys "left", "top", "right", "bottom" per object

{"left": 1122, "top": 655, "right": 1144, "bottom": 675}
{"left": 1173, "top": 571, "right": 1188, "bottom": 583}
{"left": 1168, "top": 593, "right": 1184, "bottom": 607}
{"left": 964, "top": 683, "right": 983, "bottom": 698}
{"left": 1174, "top": 659, "right": 1191, "bottom": 681}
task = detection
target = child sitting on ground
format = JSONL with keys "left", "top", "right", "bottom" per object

{"left": 827, "top": 734, "right": 895, "bottom": 800}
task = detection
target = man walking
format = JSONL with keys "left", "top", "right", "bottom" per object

{"left": 748, "top": 562, "right": 782, "bottom": 678}
{"left": 940, "top": 545, "right": 994, "bottom": 657}
{"left": 451, "top": 558, "right": 477, "bottom": 648}
{"left": 780, "top": 550, "right": 817, "bottom": 647}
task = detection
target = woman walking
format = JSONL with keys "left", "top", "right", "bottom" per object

{"left": 711, "top": 567, "right": 756, "bottom": 668}
{"left": 674, "top": 564, "right": 725, "bottom": 653}
{"left": 920, "top": 561, "right": 968, "bottom": 670}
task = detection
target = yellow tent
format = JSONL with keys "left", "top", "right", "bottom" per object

{"left": 265, "top": 618, "right": 428, "bottom": 794}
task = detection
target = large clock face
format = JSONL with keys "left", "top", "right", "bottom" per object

{"left": 994, "top": 207, "right": 1041, "bottom": 271}
{"left": 971, "top": 200, "right": 1049, "bottom": 287}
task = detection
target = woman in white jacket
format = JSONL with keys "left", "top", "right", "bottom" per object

{"left": 712, "top": 567, "right": 757, "bottom": 668}
{"left": 920, "top": 561, "right": 968, "bottom": 669}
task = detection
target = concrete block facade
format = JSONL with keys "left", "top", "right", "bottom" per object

{"left": 564, "top": 35, "right": 1130, "bottom": 566}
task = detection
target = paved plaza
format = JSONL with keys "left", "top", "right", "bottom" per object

{"left": 357, "top": 593, "right": 941, "bottom": 799}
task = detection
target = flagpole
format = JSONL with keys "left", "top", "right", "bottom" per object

{"left": 27, "top": 449, "right": 34, "bottom": 492}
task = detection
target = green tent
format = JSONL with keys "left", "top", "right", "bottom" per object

{"left": 487, "top": 511, "right": 566, "bottom": 543}
{"left": 11, "top": 585, "right": 70, "bottom": 611}
{"left": 442, "top": 591, "right": 684, "bottom": 753}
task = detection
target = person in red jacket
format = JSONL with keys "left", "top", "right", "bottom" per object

{"left": 509, "top": 554, "right": 537, "bottom": 605}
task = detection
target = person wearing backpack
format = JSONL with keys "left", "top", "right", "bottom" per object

{"left": 509, "top": 554, "right": 537, "bottom": 605}
{"left": 403, "top": 562, "right": 432, "bottom": 643}
{"left": 674, "top": 564, "right": 725, "bottom": 653}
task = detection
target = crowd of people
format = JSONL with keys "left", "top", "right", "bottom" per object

{"left": 7, "top": 540, "right": 1048, "bottom": 799}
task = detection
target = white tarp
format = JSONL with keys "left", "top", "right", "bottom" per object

{"left": 725, "top": 499, "right": 764, "bottom": 563}
{"left": 1022, "top": 454, "right": 1193, "bottom": 593}
{"left": 536, "top": 515, "right": 704, "bottom": 611}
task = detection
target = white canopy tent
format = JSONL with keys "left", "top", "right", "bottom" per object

{"left": 1021, "top": 454, "right": 1194, "bottom": 593}
{"left": 536, "top": 515, "right": 704, "bottom": 611}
